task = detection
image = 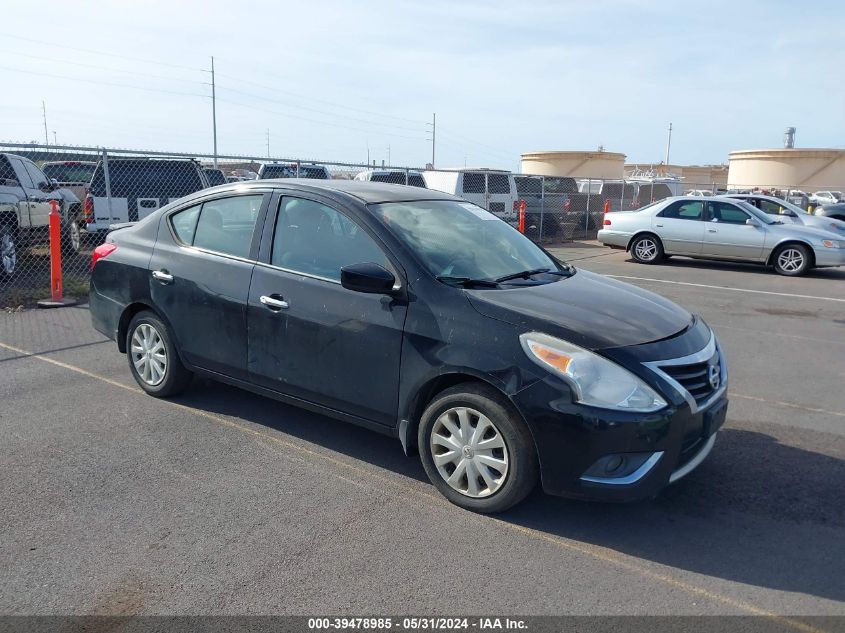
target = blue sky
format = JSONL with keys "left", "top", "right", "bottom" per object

{"left": 1, "top": 0, "right": 842, "bottom": 170}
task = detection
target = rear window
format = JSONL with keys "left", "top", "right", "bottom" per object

{"left": 42, "top": 163, "right": 96, "bottom": 183}
{"left": 370, "top": 172, "right": 407, "bottom": 184}
{"left": 407, "top": 174, "right": 426, "bottom": 188}
{"left": 90, "top": 161, "right": 204, "bottom": 198}
{"left": 515, "top": 176, "right": 542, "bottom": 195}
{"left": 601, "top": 183, "right": 638, "bottom": 199}
{"left": 462, "top": 173, "right": 485, "bottom": 194}
{"left": 260, "top": 165, "right": 327, "bottom": 179}
{"left": 203, "top": 169, "right": 226, "bottom": 186}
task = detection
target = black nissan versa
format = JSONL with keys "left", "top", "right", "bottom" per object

{"left": 89, "top": 180, "right": 728, "bottom": 512}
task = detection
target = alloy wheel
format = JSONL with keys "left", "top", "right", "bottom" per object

{"left": 430, "top": 407, "right": 509, "bottom": 498}
{"left": 130, "top": 323, "right": 167, "bottom": 386}
{"left": 777, "top": 248, "right": 804, "bottom": 273}
{"left": 634, "top": 238, "right": 658, "bottom": 261}
{"left": 69, "top": 222, "right": 81, "bottom": 253}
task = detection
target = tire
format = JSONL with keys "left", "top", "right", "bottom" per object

{"left": 62, "top": 219, "right": 82, "bottom": 256}
{"left": 126, "top": 311, "right": 192, "bottom": 397}
{"left": 630, "top": 234, "right": 664, "bottom": 264}
{"left": 0, "top": 225, "right": 17, "bottom": 278}
{"left": 418, "top": 383, "right": 538, "bottom": 513}
{"left": 772, "top": 243, "right": 811, "bottom": 276}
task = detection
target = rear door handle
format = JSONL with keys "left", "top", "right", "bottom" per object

{"left": 654, "top": 223, "right": 663, "bottom": 227}
{"left": 152, "top": 270, "right": 174, "bottom": 283}
{"left": 707, "top": 228, "right": 718, "bottom": 233}
{"left": 260, "top": 295, "right": 289, "bottom": 310}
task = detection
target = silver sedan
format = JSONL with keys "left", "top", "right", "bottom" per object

{"left": 597, "top": 196, "right": 845, "bottom": 276}
{"left": 725, "top": 193, "right": 845, "bottom": 236}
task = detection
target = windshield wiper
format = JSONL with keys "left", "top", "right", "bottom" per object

{"left": 495, "top": 266, "right": 577, "bottom": 283}
{"left": 436, "top": 276, "right": 500, "bottom": 288}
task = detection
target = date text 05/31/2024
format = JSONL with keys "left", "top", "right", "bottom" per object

{"left": 307, "top": 617, "right": 528, "bottom": 630}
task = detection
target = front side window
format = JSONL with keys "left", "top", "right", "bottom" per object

{"left": 709, "top": 201, "right": 749, "bottom": 224}
{"left": 661, "top": 200, "right": 704, "bottom": 220}
{"left": 272, "top": 197, "right": 389, "bottom": 282}
{"left": 0, "top": 156, "right": 16, "bottom": 183}
{"left": 8, "top": 157, "right": 34, "bottom": 188}
{"left": 170, "top": 195, "right": 262, "bottom": 258}
{"left": 757, "top": 199, "right": 785, "bottom": 215}
{"left": 22, "top": 160, "right": 49, "bottom": 189}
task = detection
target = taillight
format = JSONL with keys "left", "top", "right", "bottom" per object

{"left": 83, "top": 194, "right": 94, "bottom": 224}
{"left": 91, "top": 243, "right": 117, "bottom": 271}
{"left": 563, "top": 199, "right": 571, "bottom": 211}
{"left": 603, "top": 218, "right": 612, "bottom": 226}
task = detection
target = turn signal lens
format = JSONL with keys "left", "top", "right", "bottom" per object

{"left": 526, "top": 341, "right": 572, "bottom": 374}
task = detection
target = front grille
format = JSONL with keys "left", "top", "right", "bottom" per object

{"left": 658, "top": 351, "right": 720, "bottom": 406}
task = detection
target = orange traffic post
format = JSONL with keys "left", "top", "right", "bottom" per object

{"left": 37, "top": 200, "right": 77, "bottom": 309}
{"left": 518, "top": 199, "right": 526, "bottom": 233}
{"left": 603, "top": 200, "right": 611, "bottom": 214}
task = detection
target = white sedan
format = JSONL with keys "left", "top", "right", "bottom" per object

{"left": 597, "top": 196, "right": 845, "bottom": 276}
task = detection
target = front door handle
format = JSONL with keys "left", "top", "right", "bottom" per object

{"left": 152, "top": 270, "right": 174, "bottom": 283}
{"left": 260, "top": 295, "right": 289, "bottom": 310}
{"left": 707, "top": 228, "right": 718, "bottom": 233}
{"left": 655, "top": 223, "right": 663, "bottom": 227}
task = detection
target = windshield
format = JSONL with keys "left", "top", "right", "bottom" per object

{"left": 371, "top": 200, "right": 566, "bottom": 284}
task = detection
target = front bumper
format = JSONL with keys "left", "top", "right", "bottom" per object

{"left": 814, "top": 247, "right": 845, "bottom": 267}
{"left": 512, "top": 324, "right": 727, "bottom": 502}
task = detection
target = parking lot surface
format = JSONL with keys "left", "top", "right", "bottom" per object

{"left": 1, "top": 244, "right": 844, "bottom": 623}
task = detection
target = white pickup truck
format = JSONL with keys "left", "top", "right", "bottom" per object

{"left": 0, "top": 153, "right": 80, "bottom": 277}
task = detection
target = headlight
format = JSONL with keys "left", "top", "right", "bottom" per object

{"left": 821, "top": 239, "right": 844, "bottom": 248}
{"left": 520, "top": 332, "right": 667, "bottom": 412}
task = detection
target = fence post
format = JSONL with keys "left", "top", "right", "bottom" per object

{"left": 102, "top": 148, "right": 113, "bottom": 222}
{"left": 585, "top": 179, "right": 592, "bottom": 237}
{"left": 296, "top": 161, "right": 301, "bottom": 177}
{"left": 539, "top": 175, "right": 545, "bottom": 242}
{"left": 405, "top": 168, "right": 409, "bottom": 185}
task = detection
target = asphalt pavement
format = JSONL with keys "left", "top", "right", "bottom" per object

{"left": 1, "top": 243, "right": 843, "bottom": 625}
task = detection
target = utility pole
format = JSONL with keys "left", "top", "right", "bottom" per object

{"left": 431, "top": 113, "right": 436, "bottom": 167}
{"left": 366, "top": 141, "right": 370, "bottom": 166}
{"left": 664, "top": 122, "right": 673, "bottom": 165}
{"left": 52, "top": 131, "right": 57, "bottom": 145}
{"left": 211, "top": 56, "right": 218, "bottom": 168}
{"left": 387, "top": 144, "right": 391, "bottom": 166}
{"left": 42, "top": 101, "right": 49, "bottom": 145}
{"left": 266, "top": 128, "right": 270, "bottom": 158}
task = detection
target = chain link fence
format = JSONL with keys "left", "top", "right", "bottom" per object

{"left": 2, "top": 141, "right": 841, "bottom": 308}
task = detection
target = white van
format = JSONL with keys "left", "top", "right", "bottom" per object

{"left": 422, "top": 169, "right": 519, "bottom": 221}
{"left": 354, "top": 169, "right": 426, "bottom": 187}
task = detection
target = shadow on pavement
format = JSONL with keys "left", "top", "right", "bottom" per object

{"left": 627, "top": 255, "right": 845, "bottom": 280}
{"left": 174, "top": 379, "right": 845, "bottom": 604}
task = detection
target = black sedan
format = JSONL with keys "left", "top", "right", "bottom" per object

{"left": 90, "top": 180, "right": 728, "bottom": 512}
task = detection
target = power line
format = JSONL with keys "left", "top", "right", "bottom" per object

{"left": 0, "top": 33, "right": 207, "bottom": 72}
{"left": 0, "top": 65, "right": 208, "bottom": 99}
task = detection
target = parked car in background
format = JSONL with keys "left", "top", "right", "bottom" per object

{"left": 0, "top": 153, "right": 80, "bottom": 273}
{"left": 513, "top": 175, "right": 579, "bottom": 239}
{"left": 83, "top": 158, "right": 209, "bottom": 243}
{"left": 423, "top": 169, "right": 519, "bottom": 222}
{"left": 89, "top": 179, "right": 727, "bottom": 512}
{"left": 41, "top": 161, "right": 96, "bottom": 204}
{"left": 685, "top": 189, "right": 714, "bottom": 197}
{"left": 727, "top": 193, "right": 845, "bottom": 235}
{"left": 257, "top": 163, "right": 330, "bottom": 180}
{"left": 813, "top": 202, "right": 845, "bottom": 222}
{"left": 597, "top": 196, "right": 845, "bottom": 276}
{"left": 810, "top": 191, "right": 844, "bottom": 206}
{"left": 203, "top": 168, "right": 226, "bottom": 187}
{"left": 354, "top": 169, "right": 426, "bottom": 187}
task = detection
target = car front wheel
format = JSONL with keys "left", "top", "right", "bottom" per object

{"left": 0, "top": 225, "right": 17, "bottom": 277}
{"left": 772, "top": 243, "right": 811, "bottom": 276}
{"left": 126, "top": 311, "right": 192, "bottom": 397}
{"left": 418, "top": 383, "right": 538, "bottom": 513}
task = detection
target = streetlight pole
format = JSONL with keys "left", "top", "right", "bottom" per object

{"left": 211, "top": 56, "right": 218, "bottom": 168}
{"left": 665, "top": 122, "right": 673, "bottom": 165}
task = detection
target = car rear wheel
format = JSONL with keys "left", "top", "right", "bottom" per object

{"left": 773, "top": 244, "right": 811, "bottom": 276}
{"left": 0, "top": 225, "right": 17, "bottom": 277}
{"left": 418, "top": 383, "right": 538, "bottom": 513}
{"left": 630, "top": 234, "right": 664, "bottom": 264}
{"left": 62, "top": 219, "right": 82, "bottom": 255}
{"left": 126, "top": 311, "right": 192, "bottom": 397}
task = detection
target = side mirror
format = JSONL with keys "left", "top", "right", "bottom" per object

{"left": 746, "top": 218, "right": 761, "bottom": 227}
{"left": 341, "top": 262, "right": 396, "bottom": 294}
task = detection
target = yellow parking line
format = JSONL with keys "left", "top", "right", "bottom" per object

{"left": 0, "top": 340, "right": 831, "bottom": 632}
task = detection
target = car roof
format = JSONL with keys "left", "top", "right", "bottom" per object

{"left": 192, "top": 179, "right": 460, "bottom": 204}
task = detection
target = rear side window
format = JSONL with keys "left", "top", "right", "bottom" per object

{"left": 462, "top": 173, "right": 485, "bottom": 194}
{"left": 408, "top": 174, "right": 426, "bottom": 188}
{"left": 661, "top": 200, "right": 704, "bottom": 220}
{"left": 272, "top": 197, "right": 388, "bottom": 281}
{"left": 170, "top": 195, "right": 263, "bottom": 259}
{"left": 487, "top": 174, "right": 510, "bottom": 194}
{"left": 203, "top": 169, "right": 226, "bottom": 187}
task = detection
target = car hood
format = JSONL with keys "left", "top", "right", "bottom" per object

{"left": 466, "top": 269, "right": 692, "bottom": 350}
{"left": 802, "top": 215, "right": 845, "bottom": 235}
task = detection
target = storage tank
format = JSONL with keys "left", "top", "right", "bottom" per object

{"left": 521, "top": 150, "right": 626, "bottom": 180}
{"left": 727, "top": 149, "right": 845, "bottom": 190}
